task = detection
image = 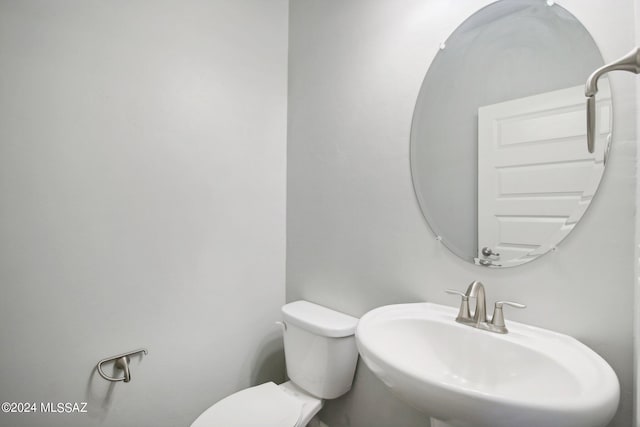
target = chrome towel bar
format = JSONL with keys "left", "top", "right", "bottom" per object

{"left": 97, "top": 348, "right": 148, "bottom": 383}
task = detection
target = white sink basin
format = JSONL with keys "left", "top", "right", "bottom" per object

{"left": 356, "top": 303, "right": 619, "bottom": 427}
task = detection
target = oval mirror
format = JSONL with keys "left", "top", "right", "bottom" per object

{"left": 410, "top": 0, "right": 612, "bottom": 268}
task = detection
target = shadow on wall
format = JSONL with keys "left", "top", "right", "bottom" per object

{"left": 319, "top": 361, "right": 430, "bottom": 427}
{"left": 84, "top": 366, "right": 116, "bottom": 422}
{"left": 246, "top": 329, "right": 286, "bottom": 387}
{"left": 84, "top": 352, "right": 146, "bottom": 421}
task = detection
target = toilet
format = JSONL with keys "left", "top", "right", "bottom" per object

{"left": 191, "top": 300, "right": 360, "bottom": 427}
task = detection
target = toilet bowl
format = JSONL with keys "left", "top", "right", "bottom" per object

{"left": 191, "top": 300, "right": 359, "bottom": 427}
{"left": 191, "top": 381, "right": 322, "bottom": 427}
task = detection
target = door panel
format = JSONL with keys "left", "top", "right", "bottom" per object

{"left": 477, "top": 82, "right": 611, "bottom": 267}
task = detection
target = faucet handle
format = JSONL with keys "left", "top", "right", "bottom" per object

{"left": 490, "top": 301, "right": 526, "bottom": 333}
{"left": 445, "top": 289, "right": 471, "bottom": 321}
{"left": 496, "top": 301, "right": 526, "bottom": 309}
{"left": 445, "top": 289, "right": 466, "bottom": 298}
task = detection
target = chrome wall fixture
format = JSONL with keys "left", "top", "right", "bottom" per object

{"left": 97, "top": 348, "right": 148, "bottom": 383}
{"left": 446, "top": 281, "right": 525, "bottom": 334}
{"left": 585, "top": 47, "right": 640, "bottom": 153}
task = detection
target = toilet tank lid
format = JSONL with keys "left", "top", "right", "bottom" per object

{"left": 282, "top": 300, "right": 358, "bottom": 338}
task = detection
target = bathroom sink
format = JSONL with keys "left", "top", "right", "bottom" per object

{"left": 356, "top": 303, "right": 619, "bottom": 427}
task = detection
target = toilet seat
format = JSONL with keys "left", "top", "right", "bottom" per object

{"left": 190, "top": 382, "right": 306, "bottom": 427}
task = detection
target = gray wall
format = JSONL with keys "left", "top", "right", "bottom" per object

{"left": 287, "top": 1, "right": 636, "bottom": 426}
{"left": 0, "top": 1, "right": 288, "bottom": 426}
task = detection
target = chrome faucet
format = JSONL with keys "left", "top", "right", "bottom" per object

{"left": 466, "top": 280, "right": 487, "bottom": 325}
{"left": 446, "top": 281, "right": 525, "bottom": 334}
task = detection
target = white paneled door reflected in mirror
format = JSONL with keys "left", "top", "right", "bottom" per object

{"left": 410, "top": 0, "right": 612, "bottom": 268}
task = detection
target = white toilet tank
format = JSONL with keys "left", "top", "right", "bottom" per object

{"left": 281, "top": 300, "right": 359, "bottom": 399}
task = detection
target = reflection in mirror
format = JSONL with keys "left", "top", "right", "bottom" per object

{"left": 410, "top": 0, "right": 612, "bottom": 268}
